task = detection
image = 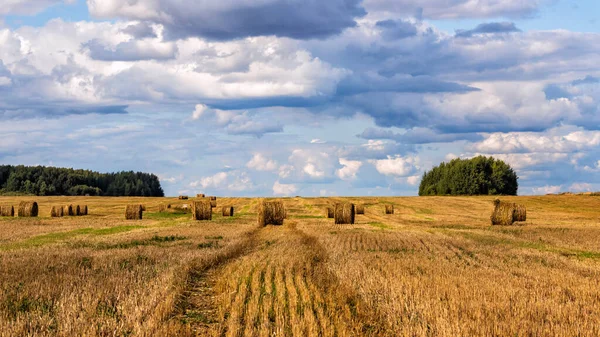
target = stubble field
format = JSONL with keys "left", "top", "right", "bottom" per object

{"left": 1, "top": 195, "right": 599, "bottom": 336}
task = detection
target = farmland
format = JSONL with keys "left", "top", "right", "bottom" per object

{"left": 1, "top": 195, "right": 599, "bottom": 336}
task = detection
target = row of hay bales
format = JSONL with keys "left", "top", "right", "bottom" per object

{"left": 325, "top": 203, "right": 395, "bottom": 224}
{"left": 491, "top": 199, "right": 527, "bottom": 226}
{"left": 52, "top": 204, "right": 88, "bottom": 217}
{"left": 126, "top": 196, "right": 233, "bottom": 220}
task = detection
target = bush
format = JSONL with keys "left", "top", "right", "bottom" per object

{"left": 419, "top": 156, "right": 518, "bottom": 196}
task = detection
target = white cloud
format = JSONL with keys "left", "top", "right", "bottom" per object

{"left": 336, "top": 158, "right": 362, "bottom": 180}
{"left": 247, "top": 153, "right": 278, "bottom": 171}
{"left": 569, "top": 183, "right": 592, "bottom": 192}
{"left": 191, "top": 172, "right": 228, "bottom": 189}
{"left": 273, "top": 181, "right": 297, "bottom": 196}
{"left": 278, "top": 164, "right": 294, "bottom": 178}
{"left": 363, "top": 140, "right": 386, "bottom": 151}
{"left": 303, "top": 163, "right": 325, "bottom": 178}
{"left": 370, "top": 155, "right": 418, "bottom": 177}
{"left": 310, "top": 138, "right": 326, "bottom": 144}
{"left": 532, "top": 185, "right": 562, "bottom": 195}
{"left": 406, "top": 175, "right": 421, "bottom": 185}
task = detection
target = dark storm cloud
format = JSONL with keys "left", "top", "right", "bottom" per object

{"left": 375, "top": 19, "right": 418, "bottom": 40}
{"left": 455, "top": 22, "right": 521, "bottom": 38}
{"left": 90, "top": 0, "right": 366, "bottom": 41}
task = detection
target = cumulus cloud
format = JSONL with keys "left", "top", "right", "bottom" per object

{"left": 247, "top": 153, "right": 278, "bottom": 171}
{"left": 192, "top": 104, "right": 283, "bottom": 137}
{"left": 87, "top": 0, "right": 366, "bottom": 40}
{"left": 532, "top": 185, "right": 562, "bottom": 195}
{"left": 336, "top": 158, "right": 362, "bottom": 180}
{"left": 370, "top": 155, "right": 418, "bottom": 177}
{"left": 83, "top": 38, "right": 177, "bottom": 61}
{"left": 190, "top": 171, "right": 254, "bottom": 192}
{"left": 273, "top": 181, "right": 298, "bottom": 196}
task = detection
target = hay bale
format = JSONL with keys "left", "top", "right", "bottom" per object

{"left": 513, "top": 204, "right": 526, "bottom": 222}
{"left": 222, "top": 206, "right": 234, "bottom": 217}
{"left": 50, "top": 206, "right": 63, "bottom": 218}
{"left": 192, "top": 200, "right": 212, "bottom": 221}
{"left": 75, "top": 205, "right": 81, "bottom": 216}
{"left": 18, "top": 201, "right": 38, "bottom": 217}
{"left": 209, "top": 196, "right": 217, "bottom": 201}
{"left": 334, "top": 203, "right": 355, "bottom": 225}
{"left": 326, "top": 207, "right": 334, "bottom": 218}
{"left": 257, "top": 200, "right": 285, "bottom": 226}
{"left": 125, "top": 204, "right": 143, "bottom": 220}
{"left": 210, "top": 199, "right": 217, "bottom": 208}
{"left": 141, "top": 205, "right": 146, "bottom": 211}
{"left": 64, "top": 205, "right": 74, "bottom": 216}
{"left": 179, "top": 196, "right": 188, "bottom": 200}
{"left": 385, "top": 205, "right": 394, "bottom": 215}
{"left": 158, "top": 203, "right": 171, "bottom": 212}
{"left": 491, "top": 199, "right": 515, "bottom": 226}
{"left": 355, "top": 204, "right": 365, "bottom": 215}
{"left": 197, "top": 194, "right": 205, "bottom": 198}
{"left": 79, "top": 205, "right": 88, "bottom": 216}
{"left": 1, "top": 206, "right": 14, "bottom": 217}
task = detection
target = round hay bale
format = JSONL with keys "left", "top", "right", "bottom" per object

{"left": 75, "top": 205, "right": 81, "bottom": 216}
{"left": 210, "top": 200, "right": 217, "bottom": 208}
{"left": 18, "top": 201, "right": 38, "bottom": 217}
{"left": 179, "top": 196, "right": 188, "bottom": 200}
{"left": 257, "top": 200, "right": 285, "bottom": 226}
{"left": 385, "top": 205, "right": 394, "bottom": 215}
{"left": 355, "top": 204, "right": 365, "bottom": 215}
{"left": 158, "top": 203, "right": 171, "bottom": 212}
{"left": 513, "top": 204, "right": 526, "bottom": 222}
{"left": 1, "top": 205, "right": 15, "bottom": 217}
{"left": 222, "top": 206, "right": 234, "bottom": 217}
{"left": 80, "top": 205, "right": 88, "bottom": 216}
{"left": 209, "top": 196, "right": 217, "bottom": 201}
{"left": 125, "top": 204, "right": 143, "bottom": 220}
{"left": 197, "top": 194, "right": 205, "bottom": 198}
{"left": 141, "top": 205, "right": 146, "bottom": 211}
{"left": 491, "top": 199, "right": 515, "bottom": 226}
{"left": 326, "top": 207, "right": 334, "bottom": 219}
{"left": 192, "top": 200, "right": 212, "bottom": 221}
{"left": 334, "top": 203, "right": 355, "bottom": 225}
{"left": 64, "top": 205, "right": 74, "bottom": 216}
{"left": 51, "top": 206, "right": 63, "bottom": 218}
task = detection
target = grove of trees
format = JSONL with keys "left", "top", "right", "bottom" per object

{"left": 418, "top": 156, "right": 518, "bottom": 196}
{"left": 0, "top": 165, "right": 164, "bottom": 197}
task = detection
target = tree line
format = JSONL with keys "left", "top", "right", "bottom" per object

{"left": 0, "top": 165, "right": 164, "bottom": 197}
{"left": 419, "top": 156, "right": 518, "bottom": 196}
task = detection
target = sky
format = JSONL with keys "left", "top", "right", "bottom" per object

{"left": 0, "top": 0, "right": 599, "bottom": 197}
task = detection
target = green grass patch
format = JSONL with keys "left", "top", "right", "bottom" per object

{"left": 144, "top": 212, "right": 189, "bottom": 219}
{"left": 368, "top": 222, "right": 392, "bottom": 230}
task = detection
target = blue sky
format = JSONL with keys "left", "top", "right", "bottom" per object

{"left": 1, "top": 0, "right": 599, "bottom": 196}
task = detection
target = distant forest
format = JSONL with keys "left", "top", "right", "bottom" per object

{"left": 0, "top": 165, "right": 164, "bottom": 197}
{"left": 419, "top": 156, "right": 518, "bottom": 196}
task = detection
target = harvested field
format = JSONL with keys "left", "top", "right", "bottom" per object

{"left": 1, "top": 195, "right": 600, "bottom": 336}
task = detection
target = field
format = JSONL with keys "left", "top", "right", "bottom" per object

{"left": 1, "top": 195, "right": 600, "bottom": 336}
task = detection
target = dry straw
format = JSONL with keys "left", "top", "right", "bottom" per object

{"left": 1, "top": 205, "right": 14, "bottom": 217}
{"left": 326, "top": 207, "right": 334, "bottom": 218}
{"left": 141, "top": 205, "right": 146, "bottom": 211}
{"left": 257, "top": 200, "right": 285, "bottom": 226}
{"left": 79, "top": 205, "right": 88, "bottom": 216}
{"left": 491, "top": 199, "right": 527, "bottom": 226}
{"left": 385, "top": 205, "right": 394, "bottom": 215}
{"left": 335, "top": 203, "right": 355, "bottom": 224}
{"left": 51, "top": 206, "right": 63, "bottom": 218}
{"left": 75, "top": 205, "right": 81, "bottom": 216}
{"left": 125, "top": 204, "right": 143, "bottom": 220}
{"left": 192, "top": 200, "right": 212, "bottom": 221}
{"left": 178, "top": 196, "right": 188, "bottom": 200}
{"left": 208, "top": 196, "right": 217, "bottom": 208}
{"left": 64, "top": 205, "right": 74, "bottom": 216}
{"left": 222, "top": 206, "right": 234, "bottom": 217}
{"left": 158, "top": 204, "right": 171, "bottom": 212}
{"left": 18, "top": 201, "right": 38, "bottom": 217}
{"left": 355, "top": 204, "right": 365, "bottom": 215}
{"left": 197, "top": 194, "right": 205, "bottom": 198}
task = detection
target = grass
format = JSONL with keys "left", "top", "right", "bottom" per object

{"left": 1, "top": 195, "right": 600, "bottom": 336}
